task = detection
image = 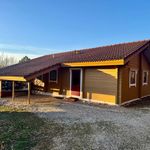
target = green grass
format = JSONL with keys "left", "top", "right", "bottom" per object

{"left": 0, "top": 106, "right": 44, "bottom": 150}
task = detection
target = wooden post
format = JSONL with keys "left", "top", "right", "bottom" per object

{"left": 12, "top": 81, "right": 15, "bottom": 101}
{"left": 138, "top": 53, "right": 142, "bottom": 98}
{"left": 0, "top": 80, "right": 2, "bottom": 98}
{"left": 28, "top": 82, "right": 31, "bottom": 104}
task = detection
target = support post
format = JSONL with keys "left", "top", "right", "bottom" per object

{"left": 12, "top": 81, "right": 15, "bottom": 101}
{"left": 0, "top": 80, "right": 2, "bottom": 98}
{"left": 28, "top": 82, "right": 31, "bottom": 104}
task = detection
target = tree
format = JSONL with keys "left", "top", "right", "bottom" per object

{"left": 19, "top": 56, "right": 30, "bottom": 63}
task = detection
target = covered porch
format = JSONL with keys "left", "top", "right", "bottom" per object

{"left": 0, "top": 64, "right": 61, "bottom": 104}
{"left": 0, "top": 77, "right": 33, "bottom": 105}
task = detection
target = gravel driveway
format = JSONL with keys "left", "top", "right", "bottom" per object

{"left": 1, "top": 96, "right": 150, "bottom": 150}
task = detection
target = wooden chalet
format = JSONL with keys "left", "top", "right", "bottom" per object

{"left": 0, "top": 40, "right": 150, "bottom": 105}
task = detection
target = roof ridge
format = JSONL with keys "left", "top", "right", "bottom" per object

{"left": 45, "top": 39, "right": 150, "bottom": 56}
{"left": 124, "top": 40, "right": 150, "bottom": 59}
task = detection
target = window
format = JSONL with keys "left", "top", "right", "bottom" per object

{"left": 49, "top": 70, "right": 58, "bottom": 82}
{"left": 129, "top": 70, "right": 137, "bottom": 87}
{"left": 143, "top": 71, "right": 148, "bottom": 85}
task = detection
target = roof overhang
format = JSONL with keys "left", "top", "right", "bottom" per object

{"left": 125, "top": 42, "right": 150, "bottom": 62}
{"left": 0, "top": 64, "right": 61, "bottom": 82}
{"left": 0, "top": 76, "right": 26, "bottom": 81}
{"left": 25, "top": 64, "right": 61, "bottom": 81}
{"left": 63, "top": 59, "right": 125, "bottom": 67}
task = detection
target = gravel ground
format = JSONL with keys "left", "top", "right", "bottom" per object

{"left": 1, "top": 96, "right": 150, "bottom": 150}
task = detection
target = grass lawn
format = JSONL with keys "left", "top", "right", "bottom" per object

{"left": 0, "top": 106, "right": 44, "bottom": 150}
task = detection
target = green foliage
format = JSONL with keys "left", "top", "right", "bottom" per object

{"left": 19, "top": 56, "right": 30, "bottom": 63}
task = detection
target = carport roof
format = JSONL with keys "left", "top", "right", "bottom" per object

{"left": 0, "top": 39, "right": 149, "bottom": 81}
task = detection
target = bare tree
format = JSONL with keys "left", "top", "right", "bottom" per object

{"left": 0, "top": 52, "right": 18, "bottom": 68}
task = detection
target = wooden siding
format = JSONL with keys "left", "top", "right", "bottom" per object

{"left": 63, "top": 59, "right": 124, "bottom": 67}
{"left": 117, "top": 67, "right": 122, "bottom": 104}
{"left": 60, "top": 68, "right": 70, "bottom": 96}
{"left": 40, "top": 67, "right": 118, "bottom": 104}
{"left": 119, "top": 54, "right": 140, "bottom": 103}
{"left": 83, "top": 67, "right": 118, "bottom": 104}
{"left": 33, "top": 53, "right": 150, "bottom": 105}
{"left": 119, "top": 51, "right": 150, "bottom": 104}
{"left": 34, "top": 50, "right": 150, "bottom": 105}
{"left": 47, "top": 68, "right": 70, "bottom": 96}
{"left": 48, "top": 68, "right": 62, "bottom": 96}
{"left": 141, "top": 54, "right": 150, "bottom": 97}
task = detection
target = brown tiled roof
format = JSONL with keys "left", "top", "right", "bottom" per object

{"left": 0, "top": 40, "right": 149, "bottom": 77}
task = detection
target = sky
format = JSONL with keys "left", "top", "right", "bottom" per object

{"left": 0, "top": 0, "right": 150, "bottom": 59}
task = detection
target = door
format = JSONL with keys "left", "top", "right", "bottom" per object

{"left": 71, "top": 69, "right": 81, "bottom": 96}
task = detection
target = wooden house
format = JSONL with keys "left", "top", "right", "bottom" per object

{"left": 0, "top": 40, "right": 150, "bottom": 105}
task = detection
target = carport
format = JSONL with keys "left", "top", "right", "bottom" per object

{"left": 0, "top": 76, "right": 31, "bottom": 104}
{"left": 0, "top": 56, "right": 61, "bottom": 104}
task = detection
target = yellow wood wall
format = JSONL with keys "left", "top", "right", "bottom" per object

{"left": 41, "top": 67, "right": 118, "bottom": 104}
{"left": 83, "top": 67, "right": 118, "bottom": 104}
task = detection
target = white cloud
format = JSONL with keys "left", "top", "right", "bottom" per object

{"left": 0, "top": 43, "right": 55, "bottom": 56}
{"left": 0, "top": 51, "right": 40, "bottom": 60}
{"left": 0, "top": 43, "right": 58, "bottom": 61}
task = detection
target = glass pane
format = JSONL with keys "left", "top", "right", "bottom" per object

{"left": 143, "top": 72, "right": 147, "bottom": 83}
{"left": 50, "top": 70, "right": 57, "bottom": 81}
{"left": 130, "top": 71, "right": 136, "bottom": 84}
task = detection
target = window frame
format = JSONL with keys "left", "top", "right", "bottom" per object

{"left": 129, "top": 69, "right": 137, "bottom": 87}
{"left": 49, "top": 69, "right": 58, "bottom": 83}
{"left": 143, "top": 70, "right": 149, "bottom": 85}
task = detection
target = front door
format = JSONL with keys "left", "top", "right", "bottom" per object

{"left": 71, "top": 69, "right": 81, "bottom": 96}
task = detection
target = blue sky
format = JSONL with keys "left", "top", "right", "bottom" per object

{"left": 0, "top": 0, "right": 150, "bottom": 58}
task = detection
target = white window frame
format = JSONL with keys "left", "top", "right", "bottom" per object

{"left": 129, "top": 69, "right": 137, "bottom": 87}
{"left": 49, "top": 69, "right": 58, "bottom": 83}
{"left": 143, "top": 70, "right": 149, "bottom": 85}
